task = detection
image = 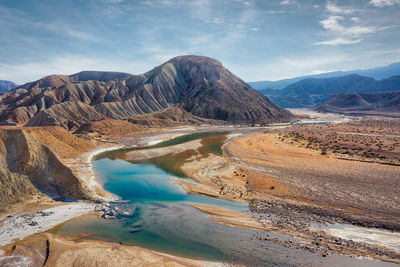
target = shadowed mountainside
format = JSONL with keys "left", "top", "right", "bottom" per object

{"left": 0, "top": 56, "right": 292, "bottom": 128}
{"left": 248, "top": 61, "right": 400, "bottom": 91}
{"left": 316, "top": 91, "right": 400, "bottom": 114}
{"left": 262, "top": 74, "right": 400, "bottom": 108}
{"left": 0, "top": 80, "right": 18, "bottom": 94}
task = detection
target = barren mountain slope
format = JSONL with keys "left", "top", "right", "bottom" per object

{"left": 0, "top": 56, "right": 292, "bottom": 128}
{"left": 0, "top": 127, "right": 93, "bottom": 212}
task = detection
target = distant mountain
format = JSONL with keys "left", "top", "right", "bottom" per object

{"left": 0, "top": 56, "right": 292, "bottom": 129}
{"left": 355, "top": 62, "right": 400, "bottom": 80}
{"left": 264, "top": 74, "right": 400, "bottom": 108}
{"left": 248, "top": 61, "right": 400, "bottom": 91}
{"left": 0, "top": 80, "right": 18, "bottom": 94}
{"left": 248, "top": 71, "right": 347, "bottom": 91}
{"left": 316, "top": 91, "right": 400, "bottom": 114}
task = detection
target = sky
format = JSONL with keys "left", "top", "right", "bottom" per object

{"left": 0, "top": 0, "right": 400, "bottom": 84}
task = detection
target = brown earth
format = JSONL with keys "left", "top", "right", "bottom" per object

{"left": 75, "top": 106, "right": 221, "bottom": 138}
{"left": 278, "top": 120, "right": 400, "bottom": 165}
{"left": 0, "top": 126, "right": 96, "bottom": 213}
{"left": 225, "top": 131, "right": 400, "bottom": 220}
{"left": 0, "top": 233, "right": 220, "bottom": 267}
{"left": 189, "top": 203, "right": 265, "bottom": 230}
{"left": 75, "top": 118, "right": 146, "bottom": 137}
{"left": 218, "top": 125, "right": 400, "bottom": 263}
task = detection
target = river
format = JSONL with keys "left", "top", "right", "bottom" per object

{"left": 51, "top": 132, "right": 394, "bottom": 266}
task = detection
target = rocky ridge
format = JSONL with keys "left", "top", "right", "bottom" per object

{"left": 0, "top": 127, "right": 94, "bottom": 212}
{"left": 0, "top": 56, "right": 292, "bottom": 128}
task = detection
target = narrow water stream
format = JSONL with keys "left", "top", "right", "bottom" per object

{"left": 51, "top": 132, "right": 394, "bottom": 266}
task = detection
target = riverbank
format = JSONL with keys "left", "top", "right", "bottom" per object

{"left": 189, "top": 203, "right": 264, "bottom": 230}
{"left": 0, "top": 202, "right": 95, "bottom": 247}
{"left": 0, "top": 232, "right": 226, "bottom": 267}
{"left": 0, "top": 126, "right": 245, "bottom": 266}
{"left": 2, "top": 111, "right": 398, "bottom": 265}
{"left": 224, "top": 129, "right": 400, "bottom": 263}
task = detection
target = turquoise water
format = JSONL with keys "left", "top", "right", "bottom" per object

{"left": 95, "top": 158, "right": 246, "bottom": 210}
{"left": 51, "top": 132, "right": 392, "bottom": 266}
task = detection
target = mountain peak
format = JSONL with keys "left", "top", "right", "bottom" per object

{"left": 0, "top": 56, "right": 292, "bottom": 128}
{"left": 167, "top": 55, "right": 223, "bottom": 66}
{"left": 69, "top": 71, "right": 134, "bottom": 82}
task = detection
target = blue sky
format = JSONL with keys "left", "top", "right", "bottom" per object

{"left": 1, "top": 0, "right": 400, "bottom": 84}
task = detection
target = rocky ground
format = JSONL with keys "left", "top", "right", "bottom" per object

{"left": 221, "top": 122, "right": 400, "bottom": 264}
{"left": 0, "top": 233, "right": 226, "bottom": 267}
{"left": 2, "top": 111, "right": 400, "bottom": 265}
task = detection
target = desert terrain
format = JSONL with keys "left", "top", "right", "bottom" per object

{"left": 1, "top": 111, "right": 399, "bottom": 264}
{"left": 1, "top": 110, "right": 400, "bottom": 266}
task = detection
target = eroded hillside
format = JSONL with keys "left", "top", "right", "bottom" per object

{"left": 0, "top": 127, "right": 94, "bottom": 212}
{"left": 0, "top": 56, "right": 292, "bottom": 129}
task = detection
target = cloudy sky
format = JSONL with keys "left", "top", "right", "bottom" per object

{"left": 1, "top": 0, "right": 399, "bottom": 84}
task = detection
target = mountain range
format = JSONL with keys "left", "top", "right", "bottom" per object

{"left": 248, "top": 62, "right": 400, "bottom": 91}
{"left": 0, "top": 56, "right": 292, "bottom": 129}
{"left": 261, "top": 74, "right": 400, "bottom": 108}
{"left": 0, "top": 80, "right": 18, "bottom": 94}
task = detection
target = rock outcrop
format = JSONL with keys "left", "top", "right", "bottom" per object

{"left": 0, "top": 128, "right": 92, "bottom": 211}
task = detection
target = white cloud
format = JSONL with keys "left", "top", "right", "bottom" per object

{"left": 320, "top": 16, "right": 377, "bottom": 37}
{"left": 266, "top": 10, "right": 284, "bottom": 14}
{"left": 314, "top": 38, "right": 361, "bottom": 45}
{"left": 326, "top": 2, "right": 356, "bottom": 14}
{"left": 369, "top": 0, "right": 400, "bottom": 7}
{"left": 105, "top": 0, "right": 125, "bottom": 3}
{"left": 315, "top": 2, "right": 386, "bottom": 46}
{"left": 280, "top": 0, "right": 297, "bottom": 5}
{"left": 141, "top": 0, "right": 175, "bottom": 6}
{"left": 211, "top": 18, "right": 224, "bottom": 24}
{"left": 320, "top": 15, "right": 344, "bottom": 32}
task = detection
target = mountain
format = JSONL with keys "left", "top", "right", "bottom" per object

{"left": 264, "top": 74, "right": 400, "bottom": 108}
{"left": 0, "top": 56, "right": 292, "bottom": 128}
{"left": 248, "top": 71, "right": 347, "bottom": 91}
{"left": 0, "top": 80, "right": 18, "bottom": 94}
{"left": 316, "top": 91, "right": 400, "bottom": 115}
{"left": 248, "top": 61, "right": 400, "bottom": 91}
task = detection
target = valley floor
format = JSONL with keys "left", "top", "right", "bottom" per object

{"left": 1, "top": 111, "right": 400, "bottom": 266}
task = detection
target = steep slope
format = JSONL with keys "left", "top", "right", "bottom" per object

{"left": 75, "top": 106, "right": 219, "bottom": 136}
{"left": 0, "top": 80, "right": 18, "bottom": 94}
{"left": 267, "top": 75, "right": 400, "bottom": 108}
{"left": 0, "top": 56, "right": 292, "bottom": 127}
{"left": 0, "top": 128, "right": 92, "bottom": 211}
{"left": 127, "top": 106, "right": 221, "bottom": 127}
{"left": 26, "top": 101, "right": 105, "bottom": 130}
{"left": 316, "top": 91, "right": 400, "bottom": 114}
